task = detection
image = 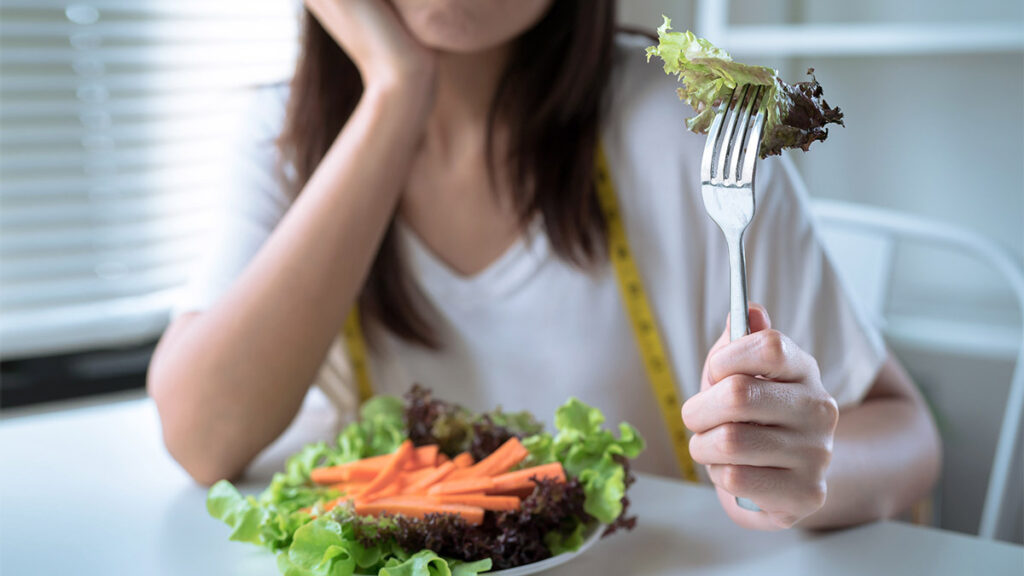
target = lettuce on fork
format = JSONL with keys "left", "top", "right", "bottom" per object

{"left": 207, "top": 387, "right": 644, "bottom": 576}
{"left": 646, "top": 16, "right": 844, "bottom": 157}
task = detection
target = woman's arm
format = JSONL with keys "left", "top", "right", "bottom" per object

{"left": 148, "top": 0, "right": 436, "bottom": 486}
{"left": 683, "top": 304, "right": 941, "bottom": 530}
{"left": 795, "top": 354, "right": 942, "bottom": 528}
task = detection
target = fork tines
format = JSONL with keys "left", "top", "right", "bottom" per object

{"left": 700, "top": 85, "right": 767, "bottom": 186}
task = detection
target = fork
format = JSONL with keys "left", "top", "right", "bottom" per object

{"left": 700, "top": 84, "right": 767, "bottom": 513}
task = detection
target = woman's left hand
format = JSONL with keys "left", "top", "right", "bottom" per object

{"left": 681, "top": 303, "right": 840, "bottom": 530}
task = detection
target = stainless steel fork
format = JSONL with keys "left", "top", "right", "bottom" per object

{"left": 700, "top": 84, "right": 766, "bottom": 513}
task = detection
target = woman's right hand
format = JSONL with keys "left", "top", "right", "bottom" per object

{"left": 305, "top": 0, "right": 435, "bottom": 94}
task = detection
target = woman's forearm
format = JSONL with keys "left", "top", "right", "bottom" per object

{"left": 149, "top": 85, "right": 432, "bottom": 484}
{"left": 798, "top": 356, "right": 942, "bottom": 529}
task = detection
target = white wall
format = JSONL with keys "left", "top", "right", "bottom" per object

{"left": 618, "top": 0, "right": 1023, "bottom": 542}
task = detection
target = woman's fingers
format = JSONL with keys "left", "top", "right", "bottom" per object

{"left": 304, "top": 0, "right": 435, "bottom": 91}
{"left": 692, "top": 303, "right": 837, "bottom": 528}
{"left": 708, "top": 328, "right": 820, "bottom": 384}
{"left": 688, "top": 423, "right": 823, "bottom": 470}
{"left": 682, "top": 376, "right": 819, "bottom": 433}
{"left": 706, "top": 464, "right": 828, "bottom": 528}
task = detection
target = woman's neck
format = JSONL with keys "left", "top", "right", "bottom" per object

{"left": 425, "top": 45, "right": 511, "bottom": 161}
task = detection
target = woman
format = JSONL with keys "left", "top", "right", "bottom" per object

{"left": 149, "top": 0, "right": 940, "bottom": 531}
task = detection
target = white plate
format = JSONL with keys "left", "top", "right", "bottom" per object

{"left": 486, "top": 524, "right": 604, "bottom": 576}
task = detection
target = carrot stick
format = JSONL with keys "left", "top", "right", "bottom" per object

{"left": 456, "top": 437, "right": 529, "bottom": 479}
{"left": 357, "top": 477, "right": 405, "bottom": 503}
{"left": 436, "top": 453, "right": 450, "bottom": 465}
{"left": 355, "top": 497, "right": 485, "bottom": 525}
{"left": 489, "top": 462, "right": 566, "bottom": 493}
{"left": 328, "top": 482, "right": 368, "bottom": 494}
{"left": 411, "top": 445, "right": 439, "bottom": 469}
{"left": 490, "top": 485, "right": 537, "bottom": 499}
{"left": 400, "top": 467, "right": 438, "bottom": 485}
{"left": 430, "top": 494, "right": 520, "bottom": 511}
{"left": 310, "top": 467, "right": 349, "bottom": 485}
{"left": 452, "top": 452, "right": 474, "bottom": 469}
{"left": 427, "top": 476, "right": 495, "bottom": 496}
{"left": 361, "top": 445, "right": 439, "bottom": 469}
{"left": 359, "top": 440, "right": 413, "bottom": 499}
{"left": 309, "top": 445, "right": 439, "bottom": 484}
{"left": 402, "top": 461, "right": 456, "bottom": 494}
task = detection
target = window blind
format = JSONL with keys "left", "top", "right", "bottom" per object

{"left": 0, "top": 0, "right": 299, "bottom": 359}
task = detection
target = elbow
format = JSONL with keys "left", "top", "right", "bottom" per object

{"left": 147, "top": 336, "right": 248, "bottom": 487}
{"left": 885, "top": 395, "right": 944, "bottom": 520}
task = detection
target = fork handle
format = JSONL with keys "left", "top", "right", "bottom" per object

{"left": 725, "top": 232, "right": 762, "bottom": 513}
{"left": 726, "top": 232, "right": 750, "bottom": 342}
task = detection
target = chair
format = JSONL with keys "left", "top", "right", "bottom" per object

{"left": 811, "top": 198, "right": 1024, "bottom": 542}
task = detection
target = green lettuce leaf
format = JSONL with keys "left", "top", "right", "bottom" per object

{"left": 523, "top": 399, "right": 645, "bottom": 524}
{"left": 333, "top": 396, "right": 408, "bottom": 465}
{"left": 207, "top": 395, "right": 408, "bottom": 554}
{"left": 287, "top": 519, "right": 358, "bottom": 576}
{"left": 207, "top": 480, "right": 314, "bottom": 551}
{"left": 377, "top": 550, "right": 491, "bottom": 576}
{"left": 543, "top": 521, "right": 587, "bottom": 556}
{"left": 646, "top": 16, "right": 843, "bottom": 157}
{"left": 281, "top": 516, "right": 391, "bottom": 576}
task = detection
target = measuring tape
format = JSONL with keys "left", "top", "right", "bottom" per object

{"left": 593, "top": 145, "right": 698, "bottom": 483}
{"left": 342, "top": 306, "right": 374, "bottom": 404}
{"left": 342, "top": 144, "right": 698, "bottom": 483}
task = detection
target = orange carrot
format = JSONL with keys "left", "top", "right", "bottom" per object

{"left": 430, "top": 494, "right": 520, "bottom": 511}
{"left": 402, "top": 461, "right": 456, "bottom": 494}
{"left": 400, "top": 467, "right": 438, "bottom": 485}
{"left": 458, "top": 437, "right": 529, "bottom": 479}
{"left": 359, "top": 440, "right": 413, "bottom": 499}
{"left": 347, "top": 467, "right": 385, "bottom": 482}
{"left": 362, "top": 445, "right": 439, "bottom": 469}
{"left": 427, "top": 476, "right": 495, "bottom": 496}
{"left": 436, "top": 453, "right": 450, "bottom": 466}
{"left": 490, "top": 485, "right": 537, "bottom": 499}
{"left": 301, "top": 493, "right": 354, "bottom": 516}
{"left": 489, "top": 462, "right": 566, "bottom": 493}
{"left": 452, "top": 452, "right": 474, "bottom": 469}
{"left": 310, "top": 467, "right": 349, "bottom": 485}
{"left": 355, "top": 497, "right": 485, "bottom": 525}
{"left": 309, "top": 445, "right": 439, "bottom": 485}
{"left": 411, "top": 445, "right": 439, "bottom": 469}
{"left": 328, "top": 481, "right": 368, "bottom": 494}
{"left": 358, "top": 477, "right": 405, "bottom": 503}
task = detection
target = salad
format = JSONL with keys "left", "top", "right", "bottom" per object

{"left": 646, "top": 16, "right": 844, "bottom": 157}
{"left": 208, "top": 386, "right": 644, "bottom": 575}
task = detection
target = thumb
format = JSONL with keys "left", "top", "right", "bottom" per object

{"left": 747, "top": 302, "right": 772, "bottom": 334}
{"left": 719, "top": 302, "right": 773, "bottom": 345}
{"left": 701, "top": 303, "right": 772, "bottom": 390}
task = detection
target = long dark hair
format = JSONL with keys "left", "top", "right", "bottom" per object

{"left": 279, "top": 1, "right": 616, "bottom": 348}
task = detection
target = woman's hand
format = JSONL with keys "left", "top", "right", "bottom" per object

{"left": 682, "top": 304, "right": 840, "bottom": 530}
{"left": 305, "top": 0, "right": 435, "bottom": 94}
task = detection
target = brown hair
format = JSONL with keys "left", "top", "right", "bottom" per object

{"left": 279, "top": 1, "right": 616, "bottom": 348}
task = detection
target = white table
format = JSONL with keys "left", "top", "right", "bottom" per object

{"left": 1, "top": 397, "right": 1021, "bottom": 576}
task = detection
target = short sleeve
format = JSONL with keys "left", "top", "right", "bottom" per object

{"left": 742, "top": 156, "right": 887, "bottom": 408}
{"left": 169, "top": 83, "right": 361, "bottom": 419}
{"left": 172, "top": 84, "right": 293, "bottom": 317}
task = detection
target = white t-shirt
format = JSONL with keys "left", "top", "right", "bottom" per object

{"left": 176, "top": 33, "right": 886, "bottom": 479}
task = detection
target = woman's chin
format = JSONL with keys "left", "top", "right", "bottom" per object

{"left": 392, "top": 0, "right": 553, "bottom": 54}
{"left": 408, "top": 33, "right": 503, "bottom": 54}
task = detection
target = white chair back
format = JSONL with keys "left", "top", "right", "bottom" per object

{"left": 812, "top": 199, "right": 1024, "bottom": 542}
